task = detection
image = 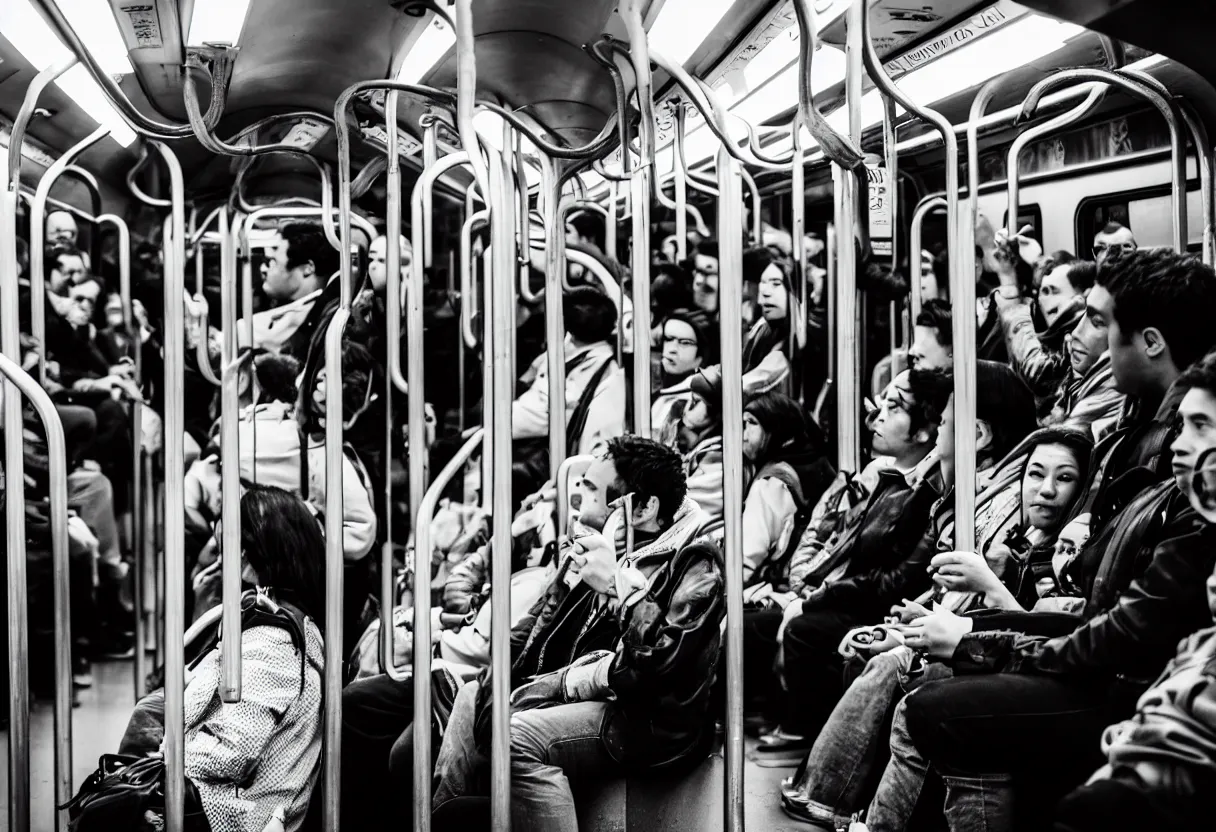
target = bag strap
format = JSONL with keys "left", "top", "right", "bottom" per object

{"left": 565, "top": 355, "right": 615, "bottom": 451}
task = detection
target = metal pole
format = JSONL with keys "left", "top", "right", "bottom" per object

{"left": 1181, "top": 103, "right": 1214, "bottom": 265}
{"left": 487, "top": 148, "right": 517, "bottom": 832}
{"left": 1018, "top": 68, "right": 1186, "bottom": 253}
{"left": 1007, "top": 85, "right": 1105, "bottom": 235}
{"left": 861, "top": 0, "right": 969, "bottom": 544}
{"left": 909, "top": 198, "right": 946, "bottom": 321}
{"left": 481, "top": 245, "right": 495, "bottom": 515}
{"left": 218, "top": 205, "right": 244, "bottom": 703}
{"left": 414, "top": 429, "right": 485, "bottom": 832}
{"left": 29, "top": 127, "right": 110, "bottom": 386}
{"left": 541, "top": 155, "right": 568, "bottom": 483}
{"left": 151, "top": 139, "right": 187, "bottom": 832}
{"left": 715, "top": 143, "right": 746, "bottom": 832}
{"left": 674, "top": 107, "right": 689, "bottom": 260}
{"left": 883, "top": 98, "right": 900, "bottom": 377}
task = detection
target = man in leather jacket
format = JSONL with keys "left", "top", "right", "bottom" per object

{"left": 430, "top": 436, "right": 724, "bottom": 832}
{"left": 864, "top": 252, "right": 1216, "bottom": 832}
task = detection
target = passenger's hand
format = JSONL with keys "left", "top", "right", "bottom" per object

{"left": 889, "top": 598, "right": 931, "bottom": 624}
{"left": 193, "top": 557, "right": 221, "bottom": 594}
{"left": 570, "top": 532, "right": 617, "bottom": 596}
{"left": 930, "top": 551, "right": 1002, "bottom": 595}
{"left": 901, "top": 607, "right": 973, "bottom": 660}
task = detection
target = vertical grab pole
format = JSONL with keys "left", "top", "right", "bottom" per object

{"left": 883, "top": 98, "right": 900, "bottom": 376}
{"left": 791, "top": 127, "right": 807, "bottom": 406}
{"left": 29, "top": 126, "right": 110, "bottom": 386}
{"left": 861, "top": 0, "right": 968, "bottom": 545}
{"left": 218, "top": 206, "right": 243, "bottom": 703}
{"left": 100, "top": 212, "right": 144, "bottom": 697}
{"left": 622, "top": 0, "right": 654, "bottom": 438}
{"left": 716, "top": 145, "right": 747, "bottom": 832}
{"left": 541, "top": 155, "right": 567, "bottom": 484}
{"left": 481, "top": 245, "right": 495, "bottom": 514}
{"left": 382, "top": 89, "right": 403, "bottom": 689}
{"left": 674, "top": 106, "right": 689, "bottom": 261}
{"left": 909, "top": 198, "right": 946, "bottom": 321}
{"left": 487, "top": 147, "right": 518, "bottom": 832}
{"left": 606, "top": 179, "right": 619, "bottom": 263}
{"left": 150, "top": 140, "right": 188, "bottom": 832}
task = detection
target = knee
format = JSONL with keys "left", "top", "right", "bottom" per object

{"left": 784, "top": 612, "right": 834, "bottom": 653}
{"left": 901, "top": 680, "right": 955, "bottom": 760}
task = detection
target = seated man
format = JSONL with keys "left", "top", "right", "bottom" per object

{"left": 855, "top": 250, "right": 1216, "bottom": 832}
{"left": 431, "top": 436, "right": 722, "bottom": 831}
{"left": 1054, "top": 453, "right": 1216, "bottom": 832}
{"left": 752, "top": 368, "right": 953, "bottom": 760}
{"left": 511, "top": 287, "right": 625, "bottom": 497}
{"left": 907, "top": 299, "right": 953, "bottom": 372}
{"left": 339, "top": 437, "right": 712, "bottom": 829}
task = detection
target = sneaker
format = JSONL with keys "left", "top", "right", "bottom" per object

{"left": 73, "top": 656, "right": 94, "bottom": 689}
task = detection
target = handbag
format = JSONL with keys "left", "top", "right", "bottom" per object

{"left": 61, "top": 753, "right": 207, "bottom": 831}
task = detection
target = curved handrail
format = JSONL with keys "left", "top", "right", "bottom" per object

{"left": 460, "top": 210, "right": 489, "bottom": 349}
{"left": 1181, "top": 102, "right": 1214, "bottom": 265}
{"left": 393, "top": 427, "right": 484, "bottom": 677}
{"left": 910, "top": 197, "right": 947, "bottom": 320}
{"left": 1008, "top": 84, "right": 1106, "bottom": 234}
{"left": 30, "top": 0, "right": 222, "bottom": 139}
{"left": 0, "top": 354, "right": 72, "bottom": 828}
{"left": 8, "top": 55, "right": 76, "bottom": 188}
{"left": 555, "top": 454, "right": 595, "bottom": 541}
{"left": 29, "top": 126, "right": 109, "bottom": 386}
{"left": 127, "top": 144, "right": 172, "bottom": 207}
{"left": 862, "top": 0, "right": 973, "bottom": 550}
{"left": 1019, "top": 68, "right": 1186, "bottom": 252}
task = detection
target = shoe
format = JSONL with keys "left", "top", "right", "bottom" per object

{"left": 73, "top": 655, "right": 94, "bottom": 689}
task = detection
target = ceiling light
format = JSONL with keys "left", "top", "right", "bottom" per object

{"left": 187, "top": 0, "right": 254, "bottom": 47}
{"left": 397, "top": 14, "right": 455, "bottom": 84}
{"left": 0, "top": 0, "right": 136, "bottom": 147}
{"left": 646, "top": 0, "right": 735, "bottom": 68}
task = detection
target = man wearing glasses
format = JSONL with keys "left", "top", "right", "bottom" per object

{"left": 1092, "top": 221, "right": 1137, "bottom": 264}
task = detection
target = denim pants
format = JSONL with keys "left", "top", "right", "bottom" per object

{"left": 796, "top": 647, "right": 951, "bottom": 828}
{"left": 883, "top": 673, "right": 1108, "bottom": 832}
{"left": 435, "top": 681, "right": 618, "bottom": 832}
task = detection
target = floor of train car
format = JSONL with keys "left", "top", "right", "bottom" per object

{"left": 0, "top": 660, "right": 811, "bottom": 832}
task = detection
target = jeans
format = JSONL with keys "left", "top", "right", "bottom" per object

{"left": 68, "top": 468, "right": 121, "bottom": 571}
{"left": 798, "top": 647, "right": 951, "bottom": 827}
{"left": 55, "top": 404, "right": 96, "bottom": 469}
{"left": 435, "top": 682, "right": 619, "bottom": 832}
{"left": 899, "top": 673, "right": 1109, "bottom": 832}
{"left": 341, "top": 674, "right": 416, "bottom": 828}
{"left": 781, "top": 602, "right": 872, "bottom": 736}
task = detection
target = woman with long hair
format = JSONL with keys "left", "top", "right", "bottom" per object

{"left": 112, "top": 485, "right": 326, "bottom": 832}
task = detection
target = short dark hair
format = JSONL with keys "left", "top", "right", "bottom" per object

{"left": 905, "top": 367, "right": 954, "bottom": 437}
{"left": 743, "top": 246, "right": 775, "bottom": 285}
{"left": 1064, "top": 260, "right": 1096, "bottom": 294}
{"left": 254, "top": 352, "right": 300, "bottom": 404}
{"left": 604, "top": 435, "right": 688, "bottom": 527}
{"left": 1095, "top": 249, "right": 1216, "bottom": 373}
{"left": 45, "top": 243, "right": 85, "bottom": 282}
{"left": 915, "top": 298, "right": 953, "bottom": 349}
{"left": 663, "top": 307, "right": 718, "bottom": 364}
{"left": 1034, "top": 250, "right": 1077, "bottom": 286}
{"left": 281, "top": 222, "right": 340, "bottom": 282}
{"left": 976, "top": 360, "right": 1036, "bottom": 462}
{"left": 695, "top": 239, "right": 719, "bottom": 261}
{"left": 1177, "top": 347, "right": 1216, "bottom": 398}
{"left": 1101, "top": 221, "right": 1132, "bottom": 236}
{"left": 564, "top": 286, "right": 617, "bottom": 344}
{"left": 567, "top": 212, "right": 605, "bottom": 252}
{"left": 651, "top": 262, "right": 694, "bottom": 317}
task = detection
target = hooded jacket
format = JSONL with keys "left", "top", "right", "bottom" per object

{"left": 741, "top": 450, "right": 837, "bottom": 586}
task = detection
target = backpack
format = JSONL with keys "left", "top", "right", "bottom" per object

{"left": 61, "top": 754, "right": 208, "bottom": 832}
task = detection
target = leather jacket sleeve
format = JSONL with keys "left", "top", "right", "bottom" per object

{"left": 608, "top": 542, "right": 724, "bottom": 699}
{"left": 997, "top": 298, "right": 1071, "bottom": 398}
{"left": 952, "top": 526, "right": 1215, "bottom": 682}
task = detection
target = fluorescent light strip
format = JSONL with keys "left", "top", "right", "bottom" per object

{"left": 1, "top": 0, "right": 136, "bottom": 147}
{"left": 647, "top": 0, "right": 737, "bottom": 68}
{"left": 397, "top": 14, "right": 455, "bottom": 84}
{"left": 187, "top": 0, "right": 254, "bottom": 47}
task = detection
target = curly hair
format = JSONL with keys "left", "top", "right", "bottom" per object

{"left": 604, "top": 435, "right": 688, "bottom": 527}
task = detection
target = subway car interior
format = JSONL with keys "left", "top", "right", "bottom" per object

{"left": 3, "top": 0, "right": 1216, "bottom": 831}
